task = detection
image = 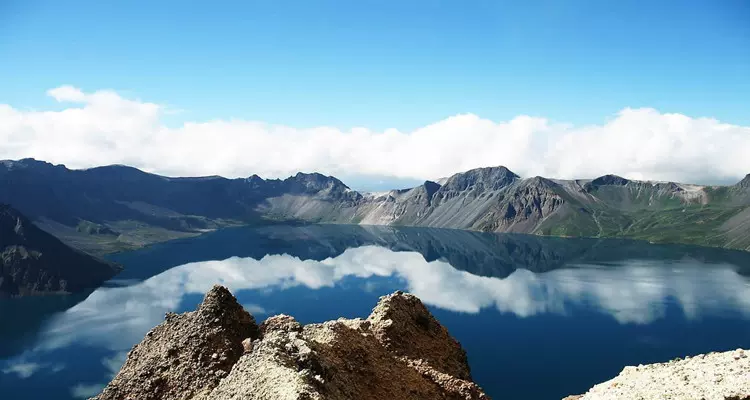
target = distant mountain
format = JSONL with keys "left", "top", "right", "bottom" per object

{"left": 0, "top": 204, "right": 121, "bottom": 296}
{"left": 0, "top": 159, "right": 359, "bottom": 254}
{"left": 1, "top": 158, "right": 750, "bottom": 254}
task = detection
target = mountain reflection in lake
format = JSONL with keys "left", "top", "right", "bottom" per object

{"left": 1, "top": 225, "right": 750, "bottom": 400}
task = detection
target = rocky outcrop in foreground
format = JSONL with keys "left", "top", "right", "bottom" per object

{"left": 94, "top": 286, "right": 489, "bottom": 400}
{"left": 565, "top": 349, "right": 749, "bottom": 400}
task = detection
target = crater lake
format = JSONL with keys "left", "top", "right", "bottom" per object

{"left": 1, "top": 224, "right": 749, "bottom": 399}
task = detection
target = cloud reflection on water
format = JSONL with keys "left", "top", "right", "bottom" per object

{"left": 34, "top": 245, "right": 750, "bottom": 356}
{"left": 1, "top": 359, "right": 64, "bottom": 379}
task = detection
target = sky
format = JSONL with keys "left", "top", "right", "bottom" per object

{"left": 1, "top": 0, "right": 749, "bottom": 189}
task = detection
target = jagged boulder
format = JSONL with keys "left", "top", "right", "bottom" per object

{"left": 95, "top": 287, "right": 489, "bottom": 400}
{"left": 93, "top": 286, "right": 258, "bottom": 400}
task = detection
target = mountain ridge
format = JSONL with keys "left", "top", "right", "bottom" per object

{"left": 0, "top": 203, "right": 121, "bottom": 296}
{"left": 2, "top": 158, "right": 750, "bottom": 254}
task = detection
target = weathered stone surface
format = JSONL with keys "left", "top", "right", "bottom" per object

{"left": 367, "top": 290, "right": 472, "bottom": 380}
{"left": 259, "top": 314, "right": 303, "bottom": 334}
{"left": 95, "top": 287, "right": 489, "bottom": 400}
{"left": 565, "top": 349, "right": 750, "bottom": 400}
{"left": 93, "top": 285, "right": 258, "bottom": 400}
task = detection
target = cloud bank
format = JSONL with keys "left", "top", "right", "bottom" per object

{"left": 2, "top": 86, "right": 749, "bottom": 184}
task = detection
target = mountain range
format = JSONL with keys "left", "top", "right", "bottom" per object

{"left": 2, "top": 158, "right": 750, "bottom": 255}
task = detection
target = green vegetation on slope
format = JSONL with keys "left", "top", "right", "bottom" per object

{"left": 534, "top": 190, "right": 748, "bottom": 251}
{"left": 617, "top": 206, "right": 746, "bottom": 247}
{"left": 537, "top": 208, "right": 599, "bottom": 237}
{"left": 588, "top": 185, "right": 685, "bottom": 211}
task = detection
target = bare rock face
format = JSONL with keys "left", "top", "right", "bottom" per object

{"left": 0, "top": 204, "right": 121, "bottom": 296}
{"left": 94, "top": 286, "right": 258, "bottom": 400}
{"left": 95, "top": 287, "right": 489, "bottom": 400}
{"left": 564, "top": 349, "right": 750, "bottom": 400}
{"left": 367, "top": 290, "right": 472, "bottom": 380}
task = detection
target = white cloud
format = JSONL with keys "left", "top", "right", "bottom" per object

{"left": 65, "top": 352, "right": 128, "bottom": 399}
{"left": 2, "top": 86, "right": 750, "bottom": 184}
{"left": 1, "top": 361, "right": 42, "bottom": 379}
{"left": 46, "top": 85, "right": 87, "bottom": 103}
{"left": 70, "top": 383, "right": 106, "bottom": 399}
{"left": 1, "top": 360, "right": 64, "bottom": 379}
{"left": 242, "top": 303, "right": 267, "bottom": 315}
{"left": 101, "top": 352, "right": 128, "bottom": 377}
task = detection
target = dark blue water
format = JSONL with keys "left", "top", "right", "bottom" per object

{"left": 1, "top": 224, "right": 750, "bottom": 400}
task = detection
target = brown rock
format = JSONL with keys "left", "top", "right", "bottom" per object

{"left": 367, "top": 290, "right": 472, "bottom": 380}
{"left": 94, "top": 287, "right": 490, "bottom": 400}
{"left": 93, "top": 285, "right": 258, "bottom": 400}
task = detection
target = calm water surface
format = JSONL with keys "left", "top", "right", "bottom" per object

{"left": 1, "top": 225, "right": 750, "bottom": 399}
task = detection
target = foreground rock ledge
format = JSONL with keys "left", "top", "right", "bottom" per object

{"left": 564, "top": 349, "right": 750, "bottom": 400}
{"left": 93, "top": 286, "right": 489, "bottom": 400}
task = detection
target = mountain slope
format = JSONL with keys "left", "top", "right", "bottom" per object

{"left": 0, "top": 204, "right": 121, "bottom": 296}
{"left": 2, "top": 158, "right": 750, "bottom": 254}
{"left": 0, "top": 159, "right": 360, "bottom": 254}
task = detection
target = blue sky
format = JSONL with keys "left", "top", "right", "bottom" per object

{"left": 1, "top": 1, "right": 750, "bottom": 187}
{"left": 1, "top": 0, "right": 748, "bottom": 131}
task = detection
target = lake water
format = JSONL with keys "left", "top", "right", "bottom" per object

{"left": 1, "top": 224, "right": 750, "bottom": 399}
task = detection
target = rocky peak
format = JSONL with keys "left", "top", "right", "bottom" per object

{"left": 1, "top": 158, "right": 45, "bottom": 168}
{"left": 243, "top": 174, "right": 268, "bottom": 191}
{"left": 590, "top": 174, "right": 630, "bottom": 187}
{"left": 95, "top": 285, "right": 258, "bottom": 400}
{"left": 287, "top": 172, "right": 349, "bottom": 192}
{"left": 523, "top": 176, "right": 557, "bottom": 189}
{"left": 96, "top": 286, "right": 489, "bottom": 400}
{"left": 197, "top": 285, "right": 260, "bottom": 339}
{"left": 441, "top": 166, "right": 520, "bottom": 192}
{"left": 408, "top": 180, "right": 442, "bottom": 206}
{"left": 737, "top": 173, "right": 750, "bottom": 189}
{"left": 0, "top": 158, "right": 61, "bottom": 174}
{"left": 367, "top": 291, "right": 472, "bottom": 380}
{"left": 246, "top": 173, "right": 264, "bottom": 183}
{"left": 282, "top": 172, "right": 364, "bottom": 202}
{"left": 422, "top": 180, "right": 442, "bottom": 197}
{"left": 79, "top": 164, "right": 160, "bottom": 183}
{"left": 584, "top": 174, "right": 631, "bottom": 192}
